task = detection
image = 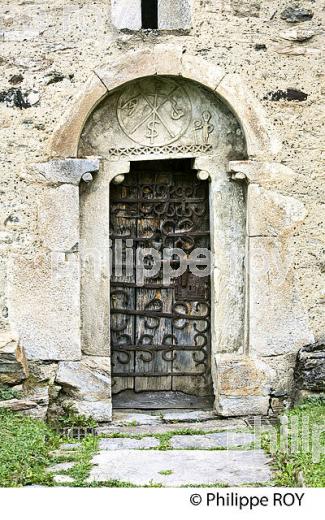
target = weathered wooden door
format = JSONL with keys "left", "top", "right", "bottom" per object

{"left": 110, "top": 160, "right": 213, "bottom": 408}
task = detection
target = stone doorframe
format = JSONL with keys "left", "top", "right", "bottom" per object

{"left": 8, "top": 48, "right": 314, "bottom": 421}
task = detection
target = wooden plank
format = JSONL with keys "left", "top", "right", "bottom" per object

{"left": 135, "top": 170, "right": 172, "bottom": 391}
{"left": 110, "top": 178, "right": 137, "bottom": 394}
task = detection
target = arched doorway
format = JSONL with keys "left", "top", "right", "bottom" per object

{"left": 79, "top": 75, "right": 247, "bottom": 410}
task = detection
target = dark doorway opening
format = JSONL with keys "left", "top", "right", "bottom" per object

{"left": 141, "top": 0, "right": 158, "bottom": 30}
{"left": 110, "top": 159, "right": 213, "bottom": 410}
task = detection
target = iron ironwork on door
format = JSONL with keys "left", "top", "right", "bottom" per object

{"left": 110, "top": 161, "right": 212, "bottom": 399}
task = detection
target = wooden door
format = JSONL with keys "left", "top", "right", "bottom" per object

{"left": 110, "top": 160, "right": 213, "bottom": 407}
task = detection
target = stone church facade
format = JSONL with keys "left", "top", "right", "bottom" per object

{"left": 0, "top": 1, "right": 324, "bottom": 421}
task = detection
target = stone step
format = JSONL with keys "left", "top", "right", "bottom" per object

{"left": 88, "top": 449, "right": 272, "bottom": 487}
{"left": 162, "top": 410, "right": 216, "bottom": 423}
{"left": 97, "top": 418, "right": 248, "bottom": 436}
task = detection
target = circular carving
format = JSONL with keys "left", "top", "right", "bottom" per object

{"left": 117, "top": 77, "right": 192, "bottom": 146}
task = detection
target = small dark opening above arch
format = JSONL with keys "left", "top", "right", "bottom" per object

{"left": 141, "top": 0, "right": 158, "bottom": 29}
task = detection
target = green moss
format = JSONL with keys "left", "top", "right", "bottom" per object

{"left": 0, "top": 385, "right": 22, "bottom": 401}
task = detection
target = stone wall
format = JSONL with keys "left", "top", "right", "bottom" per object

{"left": 0, "top": 0, "right": 324, "bottom": 420}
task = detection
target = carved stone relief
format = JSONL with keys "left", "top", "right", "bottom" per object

{"left": 79, "top": 77, "right": 246, "bottom": 163}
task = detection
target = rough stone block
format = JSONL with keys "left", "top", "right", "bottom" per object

{"left": 8, "top": 253, "right": 81, "bottom": 361}
{"left": 33, "top": 159, "right": 100, "bottom": 186}
{"left": 111, "top": 0, "right": 141, "bottom": 30}
{"left": 56, "top": 356, "right": 111, "bottom": 401}
{"left": 216, "top": 395, "right": 270, "bottom": 416}
{"left": 20, "top": 385, "right": 50, "bottom": 420}
{"left": 158, "top": 0, "right": 192, "bottom": 30}
{"left": 67, "top": 400, "right": 112, "bottom": 422}
{"left": 0, "top": 331, "right": 29, "bottom": 384}
{"left": 0, "top": 399, "right": 37, "bottom": 412}
{"left": 215, "top": 355, "right": 275, "bottom": 398}
{"left": 247, "top": 185, "right": 306, "bottom": 237}
{"left": 295, "top": 341, "right": 325, "bottom": 392}
{"left": 228, "top": 161, "right": 297, "bottom": 188}
{"left": 38, "top": 184, "right": 79, "bottom": 251}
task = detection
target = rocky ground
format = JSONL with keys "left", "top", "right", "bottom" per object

{"left": 46, "top": 410, "right": 273, "bottom": 487}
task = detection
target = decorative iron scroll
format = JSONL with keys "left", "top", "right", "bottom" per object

{"left": 110, "top": 170, "right": 211, "bottom": 385}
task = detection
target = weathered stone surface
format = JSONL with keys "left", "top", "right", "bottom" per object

{"left": 20, "top": 385, "right": 50, "bottom": 420}
{"left": 280, "top": 6, "right": 314, "bottom": 23}
{"left": 112, "top": 412, "right": 161, "bottom": 426}
{"left": 53, "top": 475, "right": 74, "bottom": 484}
{"left": 216, "top": 74, "right": 281, "bottom": 159}
{"left": 162, "top": 410, "right": 216, "bottom": 423}
{"left": 274, "top": 45, "right": 321, "bottom": 57}
{"left": 232, "top": 0, "right": 261, "bottom": 18}
{"left": 209, "top": 171, "right": 246, "bottom": 355}
{"left": 158, "top": 0, "right": 192, "bottom": 30}
{"left": 215, "top": 355, "right": 275, "bottom": 397}
{"left": 47, "top": 462, "right": 76, "bottom": 473}
{"left": 28, "top": 361, "right": 58, "bottom": 383}
{"left": 38, "top": 184, "right": 79, "bottom": 251}
{"left": 0, "top": 331, "right": 29, "bottom": 384}
{"left": 88, "top": 449, "right": 272, "bottom": 486}
{"left": 279, "top": 28, "right": 316, "bottom": 42}
{"left": 67, "top": 400, "right": 112, "bottom": 422}
{"left": 80, "top": 162, "right": 110, "bottom": 357}
{"left": 170, "top": 432, "right": 256, "bottom": 449}
{"left": 0, "top": 398, "right": 37, "bottom": 411}
{"left": 3, "top": 30, "right": 43, "bottom": 42}
{"left": 111, "top": 0, "right": 141, "bottom": 30}
{"left": 56, "top": 356, "right": 111, "bottom": 401}
{"left": 217, "top": 395, "right": 270, "bottom": 416}
{"left": 295, "top": 341, "right": 325, "bottom": 392}
{"left": 60, "top": 443, "right": 81, "bottom": 450}
{"left": 228, "top": 161, "right": 297, "bottom": 187}
{"left": 99, "top": 437, "right": 160, "bottom": 450}
{"left": 96, "top": 418, "right": 248, "bottom": 436}
{"left": 247, "top": 185, "right": 306, "bottom": 237}
{"left": 249, "top": 237, "right": 314, "bottom": 357}
{"left": 8, "top": 253, "right": 81, "bottom": 361}
{"left": 33, "top": 159, "right": 100, "bottom": 186}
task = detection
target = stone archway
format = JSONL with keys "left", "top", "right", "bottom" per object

{"left": 7, "top": 48, "right": 314, "bottom": 421}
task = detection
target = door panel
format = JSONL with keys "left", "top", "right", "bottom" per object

{"left": 110, "top": 161, "right": 212, "bottom": 400}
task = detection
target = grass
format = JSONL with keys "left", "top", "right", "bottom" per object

{"left": 0, "top": 409, "right": 59, "bottom": 487}
{"left": 263, "top": 396, "right": 325, "bottom": 487}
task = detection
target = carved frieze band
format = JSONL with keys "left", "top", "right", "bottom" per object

{"left": 108, "top": 143, "right": 213, "bottom": 158}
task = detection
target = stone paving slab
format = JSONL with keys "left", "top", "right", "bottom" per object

{"left": 53, "top": 475, "right": 75, "bottom": 484}
{"left": 112, "top": 412, "right": 162, "bottom": 426}
{"left": 97, "top": 418, "right": 248, "bottom": 436}
{"left": 99, "top": 437, "right": 160, "bottom": 450}
{"left": 88, "top": 449, "right": 272, "bottom": 486}
{"left": 162, "top": 410, "right": 216, "bottom": 423}
{"left": 47, "top": 462, "right": 76, "bottom": 473}
{"left": 170, "top": 432, "right": 256, "bottom": 449}
{"left": 60, "top": 443, "right": 81, "bottom": 450}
